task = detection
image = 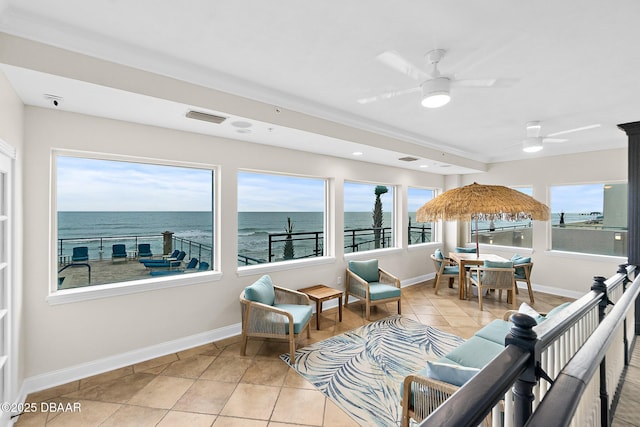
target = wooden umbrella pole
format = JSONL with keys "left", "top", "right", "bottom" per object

{"left": 475, "top": 217, "right": 480, "bottom": 257}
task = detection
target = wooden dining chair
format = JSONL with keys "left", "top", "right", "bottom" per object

{"left": 430, "top": 252, "right": 459, "bottom": 295}
{"left": 468, "top": 261, "right": 516, "bottom": 311}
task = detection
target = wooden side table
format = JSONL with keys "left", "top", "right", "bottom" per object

{"left": 298, "top": 284, "right": 343, "bottom": 330}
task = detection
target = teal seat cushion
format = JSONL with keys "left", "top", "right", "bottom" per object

{"left": 443, "top": 265, "right": 459, "bottom": 274}
{"left": 455, "top": 247, "right": 476, "bottom": 253}
{"left": 425, "top": 360, "right": 480, "bottom": 387}
{"left": 484, "top": 260, "right": 513, "bottom": 269}
{"left": 349, "top": 259, "right": 379, "bottom": 283}
{"left": 245, "top": 275, "right": 276, "bottom": 306}
{"left": 444, "top": 336, "right": 504, "bottom": 369}
{"left": 273, "top": 303, "right": 313, "bottom": 334}
{"left": 368, "top": 282, "right": 401, "bottom": 300}
{"left": 474, "top": 319, "right": 512, "bottom": 345}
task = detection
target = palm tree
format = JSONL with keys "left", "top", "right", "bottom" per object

{"left": 283, "top": 217, "right": 295, "bottom": 260}
{"left": 372, "top": 185, "right": 388, "bottom": 248}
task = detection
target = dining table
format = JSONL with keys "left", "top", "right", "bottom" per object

{"left": 448, "top": 252, "right": 510, "bottom": 299}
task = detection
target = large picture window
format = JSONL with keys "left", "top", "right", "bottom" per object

{"left": 471, "top": 187, "right": 534, "bottom": 249}
{"left": 551, "top": 183, "right": 627, "bottom": 256}
{"left": 408, "top": 187, "right": 435, "bottom": 245}
{"left": 344, "top": 181, "right": 395, "bottom": 253}
{"left": 237, "top": 171, "right": 327, "bottom": 266}
{"left": 56, "top": 155, "right": 215, "bottom": 291}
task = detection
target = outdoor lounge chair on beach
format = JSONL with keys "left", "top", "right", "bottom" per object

{"left": 149, "top": 257, "right": 202, "bottom": 276}
{"left": 111, "top": 244, "right": 127, "bottom": 262}
{"left": 137, "top": 243, "right": 153, "bottom": 258}
{"left": 72, "top": 246, "right": 89, "bottom": 262}
{"left": 140, "top": 251, "right": 186, "bottom": 268}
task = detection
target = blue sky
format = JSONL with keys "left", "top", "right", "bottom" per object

{"left": 58, "top": 157, "right": 607, "bottom": 213}
{"left": 57, "top": 156, "right": 213, "bottom": 211}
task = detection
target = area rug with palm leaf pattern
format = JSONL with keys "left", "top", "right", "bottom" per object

{"left": 280, "top": 315, "right": 465, "bottom": 426}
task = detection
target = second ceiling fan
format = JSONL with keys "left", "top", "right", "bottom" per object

{"left": 521, "top": 121, "right": 601, "bottom": 153}
{"left": 358, "top": 49, "right": 508, "bottom": 108}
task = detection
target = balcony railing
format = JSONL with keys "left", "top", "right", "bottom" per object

{"left": 420, "top": 264, "right": 638, "bottom": 427}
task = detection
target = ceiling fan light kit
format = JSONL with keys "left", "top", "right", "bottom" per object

{"left": 522, "top": 136, "right": 544, "bottom": 153}
{"left": 421, "top": 77, "right": 451, "bottom": 108}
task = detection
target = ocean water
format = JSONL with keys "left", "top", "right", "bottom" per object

{"left": 59, "top": 210, "right": 578, "bottom": 264}
{"left": 58, "top": 211, "right": 394, "bottom": 264}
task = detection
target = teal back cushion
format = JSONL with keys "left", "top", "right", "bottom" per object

{"left": 245, "top": 275, "right": 276, "bottom": 306}
{"left": 484, "top": 260, "right": 513, "bottom": 269}
{"left": 455, "top": 247, "right": 477, "bottom": 253}
{"left": 511, "top": 254, "right": 531, "bottom": 277}
{"left": 434, "top": 249, "right": 443, "bottom": 260}
{"left": 349, "top": 259, "right": 379, "bottom": 283}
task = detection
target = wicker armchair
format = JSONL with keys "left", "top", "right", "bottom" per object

{"left": 239, "top": 275, "right": 312, "bottom": 364}
{"left": 345, "top": 259, "right": 401, "bottom": 320}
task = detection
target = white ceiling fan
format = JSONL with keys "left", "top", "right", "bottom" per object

{"left": 358, "top": 49, "right": 508, "bottom": 108}
{"left": 521, "top": 121, "right": 602, "bottom": 153}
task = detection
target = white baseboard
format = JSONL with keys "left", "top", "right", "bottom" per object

{"left": 20, "top": 322, "right": 242, "bottom": 396}
{"left": 527, "top": 282, "right": 584, "bottom": 300}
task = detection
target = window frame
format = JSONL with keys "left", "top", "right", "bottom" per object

{"left": 48, "top": 150, "right": 221, "bottom": 305}
{"left": 407, "top": 186, "right": 438, "bottom": 248}
{"left": 548, "top": 180, "right": 628, "bottom": 259}
{"left": 236, "top": 169, "right": 334, "bottom": 277}
{"left": 343, "top": 180, "right": 400, "bottom": 259}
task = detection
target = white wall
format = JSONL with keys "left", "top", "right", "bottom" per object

{"left": 461, "top": 149, "right": 628, "bottom": 295}
{"left": 22, "top": 106, "right": 445, "bottom": 379}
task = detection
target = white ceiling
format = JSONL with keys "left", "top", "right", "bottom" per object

{"left": 0, "top": 0, "right": 638, "bottom": 174}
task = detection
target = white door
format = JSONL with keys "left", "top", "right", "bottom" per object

{"left": 0, "top": 140, "right": 15, "bottom": 425}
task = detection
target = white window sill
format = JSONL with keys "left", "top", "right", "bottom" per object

{"left": 47, "top": 271, "right": 223, "bottom": 305}
{"left": 344, "top": 247, "right": 402, "bottom": 260}
{"left": 237, "top": 256, "right": 336, "bottom": 277}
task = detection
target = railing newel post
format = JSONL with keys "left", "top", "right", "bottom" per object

{"left": 506, "top": 312, "right": 539, "bottom": 427}
{"left": 617, "top": 264, "right": 631, "bottom": 365}
{"left": 591, "top": 275, "right": 611, "bottom": 427}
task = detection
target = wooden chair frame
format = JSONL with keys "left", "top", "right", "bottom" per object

{"left": 345, "top": 267, "right": 401, "bottom": 320}
{"left": 430, "top": 253, "right": 459, "bottom": 295}
{"left": 514, "top": 262, "right": 535, "bottom": 304}
{"left": 239, "top": 285, "right": 311, "bottom": 364}
{"left": 468, "top": 266, "right": 517, "bottom": 311}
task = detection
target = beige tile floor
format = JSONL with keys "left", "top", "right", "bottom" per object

{"left": 16, "top": 280, "right": 576, "bottom": 427}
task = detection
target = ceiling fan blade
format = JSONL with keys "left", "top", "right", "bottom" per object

{"left": 357, "top": 87, "right": 421, "bottom": 104}
{"left": 542, "top": 138, "right": 569, "bottom": 143}
{"left": 451, "top": 78, "right": 497, "bottom": 87}
{"left": 376, "top": 50, "right": 430, "bottom": 82}
{"left": 546, "top": 124, "right": 601, "bottom": 137}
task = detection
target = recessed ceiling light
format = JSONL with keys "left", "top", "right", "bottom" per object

{"left": 352, "top": 151, "right": 363, "bottom": 156}
{"left": 231, "top": 121, "right": 252, "bottom": 128}
{"left": 419, "top": 164, "right": 429, "bottom": 168}
{"left": 236, "top": 129, "right": 251, "bottom": 134}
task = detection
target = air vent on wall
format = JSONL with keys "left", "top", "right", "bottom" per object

{"left": 185, "top": 110, "right": 227, "bottom": 124}
{"left": 398, "top": 156, "right": 419, "bottom": 162}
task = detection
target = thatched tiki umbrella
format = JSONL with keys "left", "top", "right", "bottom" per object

{"left": 416, "top": 182, "right": 550, "bottom": 255}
